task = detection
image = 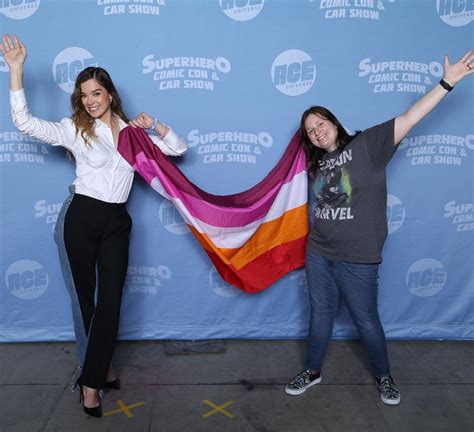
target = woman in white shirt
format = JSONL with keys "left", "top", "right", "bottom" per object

{"left": 1, "top": 34, "right": 187, "bottom": 417}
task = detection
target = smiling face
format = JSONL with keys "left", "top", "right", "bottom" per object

{"left": 80, "top": 78, "right": 112, "bottom": 122}
{"left": 304, "top": 113, "right": 338, "bottom": 153}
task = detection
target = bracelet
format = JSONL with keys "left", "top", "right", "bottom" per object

{"left": 148, "top": 117, "right": 158, "bottom": 131}
{"left": 158, "top": 126, "right": 170, "bottom": 139}
{"left": 439, "top": 79, "right": 453, "bottom": 92}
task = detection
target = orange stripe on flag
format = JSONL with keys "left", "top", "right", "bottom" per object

{"left": 189, "top": 204, "right": 308, "bottom": 270}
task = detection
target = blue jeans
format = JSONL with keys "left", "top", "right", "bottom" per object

{"left": 305, "top": 248, "right": 390, "bottom": 378}
{"left": 54, "top": 185, "right": 88, "bottom": 366}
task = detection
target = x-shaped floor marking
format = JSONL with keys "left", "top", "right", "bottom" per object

{"left": 202, "top": 400, "right": 235, "bottom": 418}
{"left": 103, "top": 399, "right": 146, "bottom": 418}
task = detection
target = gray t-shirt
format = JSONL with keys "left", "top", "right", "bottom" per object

{"left": 308, "top": 118, "right": 396, "bottom": 263}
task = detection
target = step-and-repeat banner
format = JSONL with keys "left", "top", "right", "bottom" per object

{"left": 0, "top": 0, "right": 473, "bottom": 342}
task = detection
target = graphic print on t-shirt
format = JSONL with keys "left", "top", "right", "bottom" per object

{"left": 313, "top": 149, "right": 354, "bottom": 221}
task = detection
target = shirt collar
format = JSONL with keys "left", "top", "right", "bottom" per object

{"left": 95, "top": 114, "right": 128, "bottom": 131}
{"left": 323, "top": 148, "right": 340, "bottom": 159}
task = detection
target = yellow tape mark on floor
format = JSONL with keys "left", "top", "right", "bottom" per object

{"left": 202, "top": 400, "right": 235, "bottom": 418}
{"left": 103, "top": 399, "right": 146, "bottom": 418}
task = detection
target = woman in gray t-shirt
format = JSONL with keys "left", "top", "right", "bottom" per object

{"left": 285, "top": 50, "right": 474, "bottom": 406}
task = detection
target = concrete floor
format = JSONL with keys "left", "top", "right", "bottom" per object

{"left": 0, "top": 339, "right": 472, "bottom": 432}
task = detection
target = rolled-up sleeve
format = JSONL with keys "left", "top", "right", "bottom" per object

{"left": 149, "top": 128, "right": 187, "bottom": 156}
{"left": 10, "top": 89, "right": 76, "bottom": 150}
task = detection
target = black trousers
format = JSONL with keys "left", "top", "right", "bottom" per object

{"left": 64, "top": 193, "right": 132, "bottom": 389}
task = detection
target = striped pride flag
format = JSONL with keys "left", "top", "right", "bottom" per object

{"left": 118, "top": 127, "right": 308, "bottom": 293}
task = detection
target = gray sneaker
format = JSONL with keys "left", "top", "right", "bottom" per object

{"left": 285, "top": 370, "right": 322, "bottom": 396}
{"left": 376, "top": 375, "right": 401, "bottom": 405}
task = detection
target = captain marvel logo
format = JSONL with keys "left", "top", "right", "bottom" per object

{"left": 313, "top": 150, "right": 354, "bottom": 221}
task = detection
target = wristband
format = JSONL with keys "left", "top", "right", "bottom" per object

{"left": 439, "top": 79, "right": 453, "bottom": 92}
{"left": 148, "top": 117, "right": 158, "bottom": 131}
{"left": 158, "top": 126, "right": 170, "bottom": 139}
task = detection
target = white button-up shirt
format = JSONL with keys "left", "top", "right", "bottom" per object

{"left": 10, "top": 89, "right": 187, "bottom": 203}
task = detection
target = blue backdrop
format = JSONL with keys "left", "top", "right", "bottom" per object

{"left": 0, "top": 0, "right": 473, "bottom": 342}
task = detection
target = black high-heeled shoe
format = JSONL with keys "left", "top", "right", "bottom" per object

{"left": 105, "top": 378, "right": 121, "bottom": 390}
{"left": 77, "top": 380, "right": 102, "bottom": 418}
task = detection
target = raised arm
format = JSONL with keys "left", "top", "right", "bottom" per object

{"left": 394, "top": 50, "right": 474, "bottom": 145}
{"left": 1, "top": 34, "right": 76, "bottom": 148}
{"left": 130, "top": 112, "right": 187, "bottom": 156}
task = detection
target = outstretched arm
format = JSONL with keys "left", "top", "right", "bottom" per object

{"left": 1, "top": 34, "right": 76, "bottom": 148}
{"left": 394, "top": 50, "right": 474, "bottom": 145}
{"left": 0, "top": 34, "right": 27, "bottom": 91}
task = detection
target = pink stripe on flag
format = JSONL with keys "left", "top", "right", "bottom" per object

{"left": 135, "top": 150, "right": 306, "bottom": 227}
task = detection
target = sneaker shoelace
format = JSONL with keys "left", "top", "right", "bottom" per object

{"left": 379, "top": 377, "right": 398, "bottom": 398}
{"left": 292, "top": 371, "right": 311, "bottom": 388}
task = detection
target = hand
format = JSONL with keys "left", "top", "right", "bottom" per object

{"left": 0, "top": 34, "right": 27, "bottom": 69}
{"left": 129, "top": 112, "right": 154, "bottom": 129}
{"left": 443, "top": 50, "right": 474, "bottom": 86}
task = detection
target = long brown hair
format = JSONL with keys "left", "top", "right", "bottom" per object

{"left": 70, "top": 67, "right": 128, "bottom": 147}
{"left": 300, "top": 106, "right": 359, "bottom": 178}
